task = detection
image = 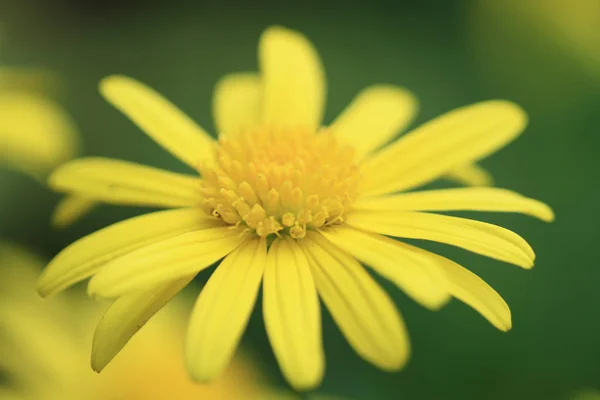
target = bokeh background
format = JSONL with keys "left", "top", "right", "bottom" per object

{"left": 1, "top": 1, "right": 599, "bottom": 399}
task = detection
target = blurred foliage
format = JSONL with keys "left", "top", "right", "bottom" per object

{"left": 0, "top": 1, "right": 598, "bottom": 399}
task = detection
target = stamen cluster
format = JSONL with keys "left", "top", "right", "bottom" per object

{"left": 198, "top": 127, "right": 360, "bottom": 239}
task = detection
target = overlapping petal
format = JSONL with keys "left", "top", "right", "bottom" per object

{"left": 445, "top": 163, "right": 494, "bottom": 187}
{"left": 262, "top": 238, "right": 324, "bottom": 391}
{"left": 330, "top": 85, "right": 417, "bottom": 159}
{"left": 186, "top": 238, "right": 266, "bottom": 381}
{"left": 91, "top": 274, "right": 195, "bottom": 372}
{"left": 301, "top": 233, "right": 409, "bottom": 370}
{"left": 49, "top": 157, "right": 201, "bottom": 208}
{"left": 320, "top": 226, "right": 450, "bottom": 310}
{"left": 259, "top": 26, "right": 325, "bottom": 130}
{"left": 346, "top": 211, "right": 535, "bottom": 268}
{"left": 354, "top": 187, "right": 554, "bottom": 221}
{"left": 37, "top": 208, "right": 223, "bottom": 297}
{"left": 213, "top": 73, "right": 261, "bottom": 136}
{"left": 361, "top": 100, "right": 527, "bottom": 195}
{"left": 100, "top": 75, "right": 215, "bottom": 167}
{"left": 412, "top": 246, "right": 512, "bottom": 331}
{"left": 51, "top": 196, "right": 98, "bottom": 228}
{"left": 87, "top": 227, "right": 247, "bottom": 298}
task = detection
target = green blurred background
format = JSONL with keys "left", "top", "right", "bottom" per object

{"left": 1, "top": 1, "right": 599, "bottom": 399}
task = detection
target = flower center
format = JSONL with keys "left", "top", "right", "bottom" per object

{"left": 198, "top": 127, "right": 360, "bottom": 239}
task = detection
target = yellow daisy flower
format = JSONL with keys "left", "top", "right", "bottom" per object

{"left": 474, "top": 0, "right": 600, "bottom": 82}
{"left": 38, "top": 26, "right": 553, "bottom": 390}
{"left": 0, "top": 62, "right": 91, "bottom": 227}
{"left": 0, "top": 70, "right": 79, "bottom": 179}
{"left": 0, "top": 243, "right": 274, "bottom": 400}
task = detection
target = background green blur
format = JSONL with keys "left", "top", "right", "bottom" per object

{"left": 1, "top": 1, "right": 599, "bottom": 399}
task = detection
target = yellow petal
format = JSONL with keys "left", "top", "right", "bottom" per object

{"left": 48, "top": 157, "right": 201, "bottom": 208}
{"left": 37, "top": 208, "right": 222, "bottom": 297}
{"left": 262, "top": 237, "right": 324, "bottom": 391}
{"left": 361, "top": 101, "right": 527, "bottom": 195}
{"left": 302, "top": 232, "right": 410, "bottom": 370}
{"left": 445, "top": 163, "right": 494, "bottom": 187}
{"left": 347, "top": 211, "right": 535, "bottom": 268}
{"left": 51, "top": 195, "right": 98, "bottom": 229}
{"left": 186, "top": 238, "right": 266, "bottom": 381}
{"left": 413, "top": 247, "right": 512, "bottom": 331}
{"left": 91, "top": 274, "right": 195, "bottom": 372}
{"left": 0, "top": 91, "right": 79, "bottom": 178}
{"left": 330, "top": 85, "right": 417, "bottom": 159}
{"left": 260, "top": 26, "right": 325, "bottom": 130}
{"left": 354, "top": 187, "right": 554, "bottom": 222}
{"left": 87, "top": 227, "right": 246, "bottom": 298}
{"left": 320, "top": 226, "right": 450, "bottom": 310}
{"left": 213, "top": 73, "right": 261, "bottom": 136}
{"left": 100, "top": 75, "right": 215, "bottom": 167}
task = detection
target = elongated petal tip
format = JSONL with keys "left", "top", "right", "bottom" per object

{"left": 86, "top": 270, "right": 118, "bottom": 299}
{"left": 35, "top": 272, "right": 59, "bottom": 298}
{"left": 99, "top": 74, "right": 131, "bottom": 96}
{"left": 446, "top": 164, "right": 494, "bottom": 187}
{"left": 492, "top": 100, "right": 528, "bottom": 147}
{"left": 492, "top": 305, "right": 512, "bottom": 332}
{"left": 331, "top": 84, "right": 419, "bottom": 159}
{"left": 46, "top": 162, "right": 68, "bottom": 191}
{"left": 490, "top": 296, "right": 512, "bottom": 332}
{"left": 428, "top": 294, "right": 452, "bottom": 311}
{"left": 536, "top": 202, "right": 555, "bottom": 222}
{"left": 416, "top": 279, "right": 452, "bottom": 311}
{"left": 524, "top": 245, "right": 536, "bottom": 267}
{"left": 261, "top": 25, "right": 302, "bottom": 42}
{"left": 91, "top": 356, "right": 105, "bottom": 374}
{"left": 499, "top": 318, "right": 512, "bottom": 332}
{"left": 515, "top": 194, "right": 555, "bottom": 222}
{"left": 51, "top": 196, "right": 97, "bottom": 229}
{"left": 379, "top": 348, "right": 411, "bottom": 372}
{"left": 485, "top": 99, "right": 528, "bottom": 128}
{"left": 288, "top": 372, "right": 325, "bottom": 393}
{"left": 35, "top": 286, "right": 49, "bottom": 299}
{"left": 518, "top": 255, "right": 535, "bottom": 270}
{"left": 186, "top": 364, "right": 212, "bottom": 384}
{"left": 259, "top": 25, "right": 325, "bottom": 130}
{"left": 36, "top": 262, "right": 87, "bottom": 298}
{"left": 86, "top": 278, "right": 114, "bottom": 300}
{"left": 468, "top": 100, "right": 529, "bottom": 150}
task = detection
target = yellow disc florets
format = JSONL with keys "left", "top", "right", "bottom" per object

{"left": 198, "top": 127, "right": 360, "bottom": 239}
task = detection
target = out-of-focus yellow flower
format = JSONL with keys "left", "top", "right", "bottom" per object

{"left": 0, "top": 242, "right": 275, "bottom": 400}
{"left": 0, "top": 69, "right": 79, "bottom": 180}
{"left": 0, "top": 62, "right": 90, "bottom": 228}
{"left": 38, "top": 26, "right": 552, "bottom": 391}
{"left": 469, "top": 0, "right": 600, "bottom": 111}
{"left": 572, "top": 389, "right": 600, "bottom": 400}
{"left": 504, "top": 0, "right": 600, "bottom": 79}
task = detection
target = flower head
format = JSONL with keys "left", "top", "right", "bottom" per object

{"left": 38, "top": 26, "right": 553, "bottom": 390}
